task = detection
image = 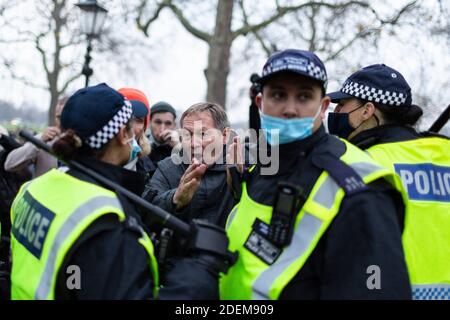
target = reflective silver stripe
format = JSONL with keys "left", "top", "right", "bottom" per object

{"left": 412, "top": 284, "right": 450, "bottom": 300}
{"left": 35, "top": 196, "right": 122, "bottom": 299}
{"left": 313, "top": 161, "right": 382, "bottom": 210}
{"left": 313, "top": 176, "right": 340, "bottom": 210}
{"left": 252, "top": 213, "right": 322, "bottom": 300}
{"left": 351, "top": 162, "right": 382, "bottom": 178}
{"left": 226, "top": 206, "right": 239, "bottom": 230}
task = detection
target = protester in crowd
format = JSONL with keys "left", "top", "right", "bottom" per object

{"left": 142, "top": 102, "right": 237, "bottom": 272}
{"left": 148, "top": 101, "right": 178, "bottom": 164}
{"left": 144, "top": 102, "right": 235, "bottom": 227}
{"left": 4, "top": 97, "right": 67, "bottom": 178}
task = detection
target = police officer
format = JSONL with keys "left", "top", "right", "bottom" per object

{"left": 9, "top": 83, "right": 229, "bottom": 300}
{"left": 327, "top": 64, "right": 450, "bottom": 300}
{"left": 220, "top": 50, "right": 411, "bottom": 299}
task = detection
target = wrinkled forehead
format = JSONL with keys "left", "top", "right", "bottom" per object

{"left": 182, "top": 111, "right": 216, "bottom": 131}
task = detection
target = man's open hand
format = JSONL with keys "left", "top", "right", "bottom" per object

{"left": 173, "top": 158, "right": 207, "bottom": 210}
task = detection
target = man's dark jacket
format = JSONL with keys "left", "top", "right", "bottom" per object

{"left": 143, "top": 152, "right": 235, "bottom": 228}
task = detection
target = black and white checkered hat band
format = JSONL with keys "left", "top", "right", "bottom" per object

{"left": 306, "top": 61, "right": 327, "bottom": 84}
{"left": 87, "top": 100, "right": 133, "bottom": 149}
{"left": 341, "top": 81, "right": 407, "bottom": 106}
{"left": 262, "top": 59, "right": 327, "bottom": 87}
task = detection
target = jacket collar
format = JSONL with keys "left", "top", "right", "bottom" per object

{"left": 349, "top": 124, "right": 421, "bottom": 150}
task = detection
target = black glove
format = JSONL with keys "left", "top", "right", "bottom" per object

{"left": 185, "top": 219, "right": 238, "bottom": 276}
{"left": 158, "top": 220, "right": 238, "bottom": 299}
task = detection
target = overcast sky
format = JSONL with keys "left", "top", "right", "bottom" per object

{"left": 0, "top": 0, "right": 449, "bottom": 134}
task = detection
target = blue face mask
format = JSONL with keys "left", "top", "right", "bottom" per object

{"left": 127, "top": 136, "right": 142, "bottom": 164}
{"left": 260, "top": 105, "right": 322, "bottom": 145}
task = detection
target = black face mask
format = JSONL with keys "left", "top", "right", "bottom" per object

{"left": 327, "top": 104, "right": 366, "bottom": 139}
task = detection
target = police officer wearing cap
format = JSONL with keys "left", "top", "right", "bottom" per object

{"left": 9, "top": 83, "right": 229, "bottom": 300}
{"left": 220, "top": 50, "right": 411, "bottom": 299}
{"left": 327, "top": 64, "right": 450, "bottom": 300}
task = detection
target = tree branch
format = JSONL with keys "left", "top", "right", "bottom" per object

{"left": 35, "top": 33, "right": 51, "bottom": 79}
{"left": 165, "top": 0, "right": 212, "bottom": 42}
{"left": 136, "top": 0, "right": 211, "bottom": 42}
{"left": 379, "top": 0, "right": 418, "bottom": 24}
{"left": 136, "top": 0, "right": 168, "bottom": 37}
{"left": 58, "top": 72, "right": 82, "bottom": 95}
{"left": 1, "top": 57, "right": 49, "bottom": 90}
{"left": 136, "top": 0, "right": 212, "bottom": 43}
{"left": 307, "top": 5, "right": 320, "bottom": 51}
{"left": 324, "top": 27, "right": 378, "bottom": 62}
{"left": 60, "top": 37, "right": 84, "bottom": 49}
{"left": 238, "top": 0, "right": 274, "bottom": 56}
{"left": 232, "top": 1, "right": 385, "bottom": 40}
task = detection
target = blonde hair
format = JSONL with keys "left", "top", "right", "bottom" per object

{"left": 138, "top": 134, "right": 151, "bottom": 156}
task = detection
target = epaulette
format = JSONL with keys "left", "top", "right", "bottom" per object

{"left": 311, "top": 152, "right": 369, "bottom": 196}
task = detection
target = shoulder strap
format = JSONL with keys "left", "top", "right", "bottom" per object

{"left": 311, "top": 152, "right": 369, "bottom": 196}
{"left": 419, "top": 131, "right": 450, "bottom": 140}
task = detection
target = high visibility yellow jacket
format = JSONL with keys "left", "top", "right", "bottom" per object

{"left": 10, "top": 169, "right": 159, "bottom": 300}
{"left": 220, "top": 139, "right": 406, "bottom": 300}
{"left": 366, "top": 135, "right": 450, "bottom": 300}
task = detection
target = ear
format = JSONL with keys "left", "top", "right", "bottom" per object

{"left": 255, "top": 93, "right": 263, "bottom": 110}
{"left": 362, "top": 102, "right": 376, "bottom": 120}
{"left": 320, "top": 96, "right": 331, "bottom": 119}
{"left": 117, "top": 125, "right": 131, "bottom": 146}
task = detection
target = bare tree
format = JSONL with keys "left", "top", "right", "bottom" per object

{"left": 0, "top": 0, "right": 86, "bottom": 125}
{"left": 0, "top": 0, "right": 155, "bottom": 126}
{"left": 135, "top": 0, "right": 418, "bottom": 108}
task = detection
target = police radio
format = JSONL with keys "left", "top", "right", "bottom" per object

{"left": 268, "top": 182, "right": 305, "bottom": 247}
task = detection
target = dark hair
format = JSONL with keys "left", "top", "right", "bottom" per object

{"left": 53, "top": 121, "right": 133, "bottom": 160}
{"left": 359, "top": 100, "right": 423, "bottom": 126}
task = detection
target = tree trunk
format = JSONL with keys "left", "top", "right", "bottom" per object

{"left": 47, "top": 86, "right": 58, "bottom": 126}
{"left": 205, "top": 0, "right": 234, "bottom": 108}
{"left": 47, "top": 0, "right": 63, "bottom": 126}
